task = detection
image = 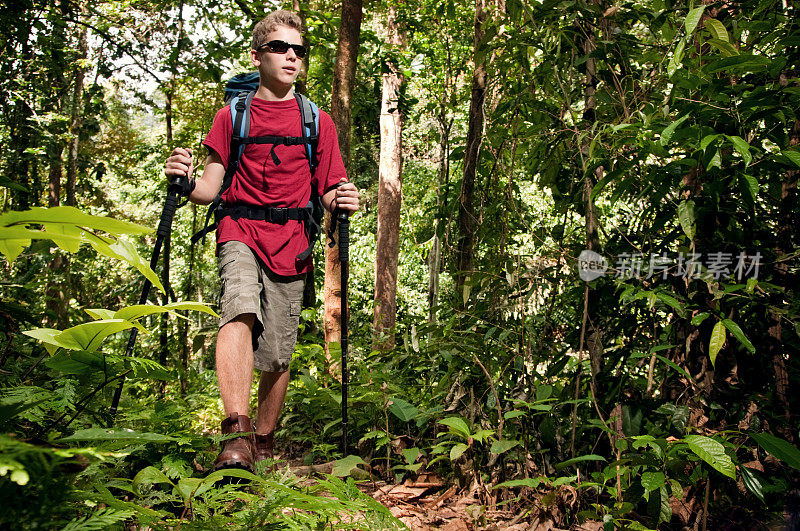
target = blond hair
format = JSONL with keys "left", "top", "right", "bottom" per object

{"left": 251, "top": 10, "right": 304, "bottom": 50}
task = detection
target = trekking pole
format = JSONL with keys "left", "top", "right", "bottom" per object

{"left": 108, "top": 173, "right": 188, "bottom": 425}
{"left": 336, "top": 209, "right": 350, "bottom": 456}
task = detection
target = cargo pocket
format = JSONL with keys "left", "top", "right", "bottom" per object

{"left": 289, "top": 299, "right": 302, "bottom": 317}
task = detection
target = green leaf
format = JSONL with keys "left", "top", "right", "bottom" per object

{"left": 51, "top": 320, "right": 138, "bottom": 352}
{"left": 387, "top": 397, "right": 418, "bottom": 422}
{"left": 555, "top": 454, "right": 606, "bottom": 470}
{"left": 176, "top": 477, "right": 203, "bottom": 504}
{"left": 439, "top": 417, "right": 472, "bottom": 440}
{"left": 92, "top": 239, "right": 164, "bottom": 294}
{"left": 677, "top": 200, "right": 696, "bottom": 240}
{"left": 700, "top": 134, "right": 721, "bottom": 151}
{"left": 655, "top": 354, "right": 694, "bottom": 382}
{"left": 722, "top": 319, "right": 755, "bottom": 353}
{"left": 641, "top": 471, "right": 666, "bottom": 497}
{"left": 330, "top": 455, "right": 366, "bottom": 477}
{"left": 709, "top": 321, "right": 726, "bottom": 367}
{"left": 685, "top": 6, "right": 706, "bottom": 36}
{"left": 782, "top": 150, "right": 800, "bottom": 168}
{"left": 20, "top": 328, "right": 62, "bottom": 355}
{"left": 450, "top": 442, "right": 468, "bottom": 461}
{"left": 0, "top": 207, "right": 150, "bottom": 235}
{"left": 740, "top": 466, "right": 765, "bottom": 503}
{"left": 85, "top": 308, "right": 116, "bottom": 320}
{"left": 656, "top": 292, "right": 686, "bottom": 318}
{"left": 727, "top": 136, "right": 752, "bottom": 166}
{"left": 62, "top": 428, "right": 178, "bottom": 443}
{"left": 660, "top": 114, "right": 690, "bottom": 146}
{"left": 691, "top": 312, "right": 710, "bottom": 326}
{"left": 668, "top": 38, "right": 686, "bottom": 77}
{"left": 45, "top": 351, "right": 111, "bottom": 375}
{"left": 708, "top": 38, "right": 739, "bottom": 57}
{"left": 490, "top": 439, "right": 520, "bottom": 455}
{"left": 742, "top": 174, "right": 759, "bottom": 201}
{"left": 751, "top": 432, "right": 800, "bottom": 470}
{"left": 704, "top": 18, "right": 729, "bottom": 42}
{"left": 114, "top": 301, "right": 219, "bottom": 321}
{"left": 401, "top": 447, "right": 421, "bottom": 465}
{"left": 684, "top": 435, "right": 735, "bottom": 478}
{"left": 133, "top": 466, "right": 174, "bottom": 494}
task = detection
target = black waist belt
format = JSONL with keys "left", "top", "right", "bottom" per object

{"left": 215, "top": 204, "right": 310, "bottom": 225}
{"left": 196, "top": 203, "right": 319, "bottom": 262}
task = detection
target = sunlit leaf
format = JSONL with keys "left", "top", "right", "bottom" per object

{"left": 685, "top": 6, "right": 706, "bottom": 36}
{"left": 709, "top": 321, "right": 726, "bottom": 367}
{"left": 684, "top": 435, "right": 735, "bottom": 478}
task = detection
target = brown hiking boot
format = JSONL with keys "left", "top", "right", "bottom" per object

{"left": 254, "top": 432, "right": 274, "bottom": 462}
{"left": 213, "top": 412, "right": 255, "bottom": 472}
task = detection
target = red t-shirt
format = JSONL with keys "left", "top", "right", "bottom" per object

{"left": 203, "top": 96, "right": 347, "bottom": 275}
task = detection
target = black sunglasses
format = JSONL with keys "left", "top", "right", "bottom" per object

{"left": 257, "top": 40, "right": 307, "bottom": 59}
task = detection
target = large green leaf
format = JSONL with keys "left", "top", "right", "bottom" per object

{"left": 751, "top": 432, "right": 800, "bottom": 470}
{"left": 56, "top": 320, "right": 139, "bottom": 352}
{"left": 677, "top": 200, "right": 696, "bottom": 240}
{"left": 641, "top": 471, "right": 666, "bottom": 500}
{"left": 668, "top": 38, "right": 686, "bottom": 78}
{"left": 91, "top": 239, "right": 164, "bottom": 294}
{"left": 387, "top": 397, "right": 418, "bottom": 422}
{"left": 449, "top": 442, "right": 468, "bottom": 461}
{"left": 722, "top": 319, "right": 755, "bottom": 353}
{"left": 728, "top": 136, "right": 752, "bottom": 166}
{"left": 685, "top": 6, "right": 706, "bottom": 36}
{"left": 0, "top": 207, "right": 150, "bottom": 235}
{"left": 45, "top": 351, "right": 112, "bottom": 375}
{"left": 704, "top": 18, "right": 729, "bottom": 42}
{"left": 684, "top": 435, "right": 735, "bottom": 478}
{"left": 709, "top": 321, "right": 726, "bottom": 367}
{"left": 330, "top": 455, "right": 366, "bottom": 477}
{"left": 660, "top": 114, "right": 689, "bottom": 146}
{"left": 740, "top": 466, "right": 765, "bottom": 503}
{"left": 439, "top": 416, "right": 472, "bottom": 440}
{"left": 490, "top": 439, "right": 520, "bottom": 455}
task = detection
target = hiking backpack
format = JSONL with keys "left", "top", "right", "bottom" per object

{"left": 192, "top": 72, "right": 324, "bottom": 262}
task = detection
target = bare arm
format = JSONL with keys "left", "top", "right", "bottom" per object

{"left": 163, "top": 147, "right": 225, "bottom": 205}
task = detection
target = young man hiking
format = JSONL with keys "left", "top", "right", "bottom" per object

{"left": 163, "top": 10, "right": 359, "bottom": 471}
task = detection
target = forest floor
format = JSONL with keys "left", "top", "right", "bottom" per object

{"left": 276, "top": 451, "right": 592, "bottom": 531}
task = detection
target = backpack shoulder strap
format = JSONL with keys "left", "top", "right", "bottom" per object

{"left": 294, "top": 92, "right": 319, "bottom": 174}
{"left": 190, "top": 90, "right": 254, "bottom": 245}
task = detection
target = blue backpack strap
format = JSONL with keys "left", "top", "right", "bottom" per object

{"left": 190, "top": 90, "right": 254, "bottom": 245}
{"left": 294, "top": 92, "right": 322, "bottom": 261}
{"left": 294, "top": 92, "right": 319, "bottom": 173}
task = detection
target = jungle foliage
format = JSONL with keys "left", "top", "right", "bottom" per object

{"left": 1, "top": 0, "right": 799, "bottom": 529}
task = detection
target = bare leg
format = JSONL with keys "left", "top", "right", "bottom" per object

{"left": 216, "top": 314, "right": 255, "bottom": 416}
{"left": 256, "top": 370, "right": 290, "bottom": 435}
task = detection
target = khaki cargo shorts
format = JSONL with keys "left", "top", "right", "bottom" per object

{"left": 218, "top": 240, "right": 305, "bottom": 372}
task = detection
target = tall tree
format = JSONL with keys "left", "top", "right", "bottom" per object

{"left": 324, "top": 0, "right": 363, "bottom": 361}
{"left": 372, "top": 4, "right": 404, "bottom": 350}
{"left": 454, "top": 0, "right": 488, "bottom": 298}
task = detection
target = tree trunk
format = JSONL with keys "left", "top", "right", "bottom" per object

{"left": 324, "top": 0, "right": 363, "bottom": 363}
{"left": 580, "top": 3, "right": 606, "bottom": 392}
{"left": 66, "top": 6, "right": 88, "bottom": 207}
{"left": 455, "top": 0, "right": 488, "bottom": 298}
{"left": 372, "top": 6, "right": 403, "bottom": 351}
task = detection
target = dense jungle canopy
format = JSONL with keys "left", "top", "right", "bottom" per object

{"left": 1, "top": 0, "right": 800, "bottom": 528}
